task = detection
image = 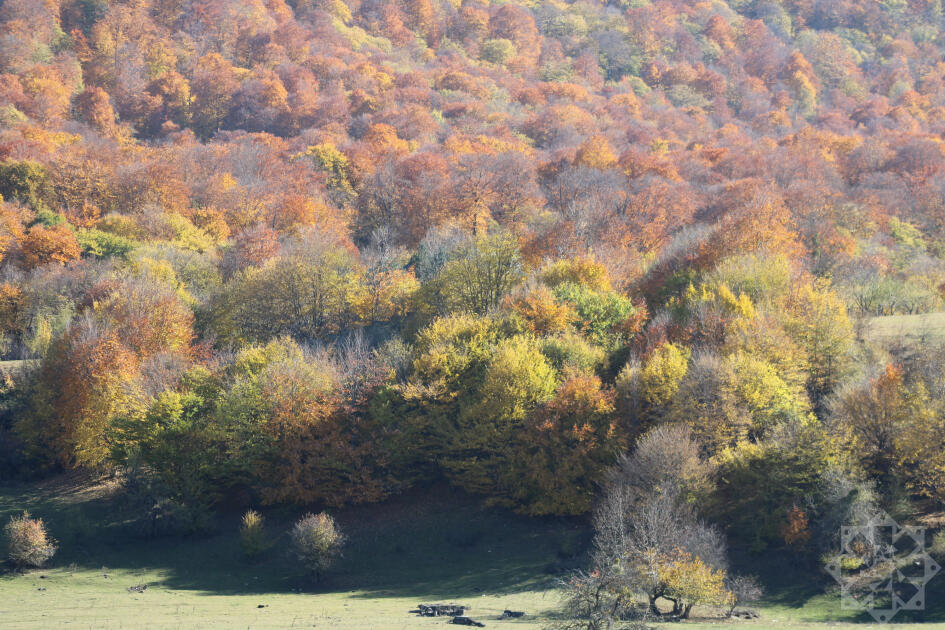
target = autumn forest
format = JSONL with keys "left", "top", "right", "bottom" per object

{"left": 1, "top": 0, "right": 945, "bottom": 626}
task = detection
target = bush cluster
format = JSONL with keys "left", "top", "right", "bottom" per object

{"left": 4, "top": 512, "right": 56, "bottom": 569}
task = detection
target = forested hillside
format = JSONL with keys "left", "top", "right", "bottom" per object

{"left": 1, "top": 0, "right": 945, "bottom": 568}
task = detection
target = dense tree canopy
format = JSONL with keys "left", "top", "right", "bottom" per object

{"left": 0, "top": 0, "right": 944, "bottom": 577}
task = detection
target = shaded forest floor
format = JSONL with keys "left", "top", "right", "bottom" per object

{"left": 0, "top": 476, "right": 942, "bottom": 629}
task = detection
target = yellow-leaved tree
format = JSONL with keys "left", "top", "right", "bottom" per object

{"left": 656, "top": 550, "right": 732, "bottom": 618}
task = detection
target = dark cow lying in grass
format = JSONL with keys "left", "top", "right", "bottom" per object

{"left": 499, "top": 610, "right": 525, "bottom": 618}
{"left": 415, "top": 603, "right": 467, "bottom": 617}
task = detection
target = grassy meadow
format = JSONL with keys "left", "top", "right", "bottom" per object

{"left": 864, "top": 312, "right": 945, "bottom": 341}
{"left": 0, "top": 476, "right": 577, "bottom": 629}
{"left": 0, "top": 476, "right": 943, "bottom": 629}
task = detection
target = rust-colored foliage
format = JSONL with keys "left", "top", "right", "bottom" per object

{"left": 781, "top": 504, "right": 811, "bottom": 548}
{"left": 2, "top": 0, "right": 945, "bottom": 525}
{"left": 21, "top": 224, "right": 81, "bottom": 270}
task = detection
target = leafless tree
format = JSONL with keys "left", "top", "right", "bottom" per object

{"left": 607, "top": 425, "right": 713, "bottom": 503}
{"left": 725, "top": 575, "right": 762, "bottom": 617}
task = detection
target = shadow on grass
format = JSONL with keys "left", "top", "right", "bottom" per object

{"left": 731, "top": 547, "right": 945, "bottom": 625}
{"left": 0, "top": 479, "right": 585, "bottom": 600}
{"left": 6, "top": 475, "right": 941, "bottom": 624}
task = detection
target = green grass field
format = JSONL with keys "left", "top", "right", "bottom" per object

{"left": 0, "top": 477, "right": 943, "bottom": 629}
{"left": 0, "top": 476, "right": 582, "bottom": 629}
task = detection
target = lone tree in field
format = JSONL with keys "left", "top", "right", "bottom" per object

{"left": 291, "top": 512, "right": 344, "bottom": 583}
{"left": 4, "top": 512, "right": 56, "bottom": 569}
{"left": 595, "top": 426, "right": 731, "bottom": 618}
{"left": 559, "top": 425, "right": 733, "bottom": 626}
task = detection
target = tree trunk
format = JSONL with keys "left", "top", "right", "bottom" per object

{"left": 648, "top": 594, "right": 662, "bottom": 617}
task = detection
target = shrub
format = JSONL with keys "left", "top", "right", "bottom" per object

{"left": 240, "top": 510, "right": 268, "bottom": 559}
{"left": 726, "top": 574, "right": 763, "bottom": 616}
{"left": 290, "top": 512, "right": 344, "bottom": 582}
{"left": 4, "top": 512, "right": 56, "bottom": 569}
